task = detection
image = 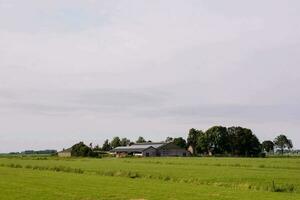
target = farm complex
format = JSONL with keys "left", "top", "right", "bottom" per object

{"left": 110, "top": 142, "right": 189, "bottom": 157}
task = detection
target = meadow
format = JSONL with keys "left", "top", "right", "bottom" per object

{"left": 0, "top": 156, "right": 299, "bottom": 200}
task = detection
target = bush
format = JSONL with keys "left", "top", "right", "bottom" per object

{"left": 71, "top": 142, "right": 95, "bottom": 157}
{"left": 269, "top": 181, "right": 295, "bottom": 193}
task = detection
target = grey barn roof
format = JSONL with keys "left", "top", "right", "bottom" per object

{"left": 111, "top": 142, "right": 167, "bottom": 153}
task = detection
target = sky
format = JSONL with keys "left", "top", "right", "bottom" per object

{"left": 0, "top": 0, "right": 300, "bottom": 152}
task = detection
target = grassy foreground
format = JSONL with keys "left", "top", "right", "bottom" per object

{"left": 0, "top": 157, "right": 299, "bottom": 200}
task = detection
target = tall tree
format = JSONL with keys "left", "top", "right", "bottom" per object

{"left": 196, "top": 131, "right": 211, "bottom": 154}
{"left": 93, "top": 144, "right": 101, "bottom": 151}
{"left": 227, "top": 127, "right": 261, "bottom": 157}
{"left": 173, "top": 137, "right": 187, "bottom": 149}
{"left": 187, "top": 128, "right": 203, "bottom": 155}
{"left": 165, "top": 137, "right": 174, "bottom": 143}
{"left": 120, "top": 138, "right": 131, "bottom": 146}
{"left": 136, "top": 136, "right": 146, "bottom": 143}
{"left": 110, "top": 137, "right": 121, "bottom": 148}
{"left": 274, "top": 135, "right": 290, "bottom": 154}
{"left": 262, "top": 140, "right": 274, "bottom": 153}
{"left": 287, "top": 139, "right": 293, "bottom": 150}
{"left": 205, "top": 126, "right": 230, "bottom": 155}
{"left": 102, "top": 139, "right": 111, "bottom": 151}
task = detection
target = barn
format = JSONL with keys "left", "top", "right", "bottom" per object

{"left": 111, "top": 142, "right": 189, "bottom": 157}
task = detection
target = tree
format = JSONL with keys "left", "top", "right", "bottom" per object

{"left": 248, "top": 134, "right": 261, "bottom": 156}
{"left": 287, "top": 139, "right": 293, "bottom": 150}
{"left": 196, "top": 131, "right": 211, "bottom": 155}
{"left": 120, "top": 138, "right": 131, "bottom": 146}
{"left": 71, "top": 142, "right": 94, "bottom": 157}
{"left": 227, "top": 127, "right": 261, "bottom": 157}
{"left": 93, "top": 144, "right": 101, "bottom": 151}
{"left": 173, "top": 137, "right": 187, "bottom": 149}
{"left": 187, "top": 128, "right": 202, "bottom": 155}
{"left": 204, "top": 126, "right": 230, "bottom": 155}
{"left": 110, "top": 137, "right": 121, "bottom": 149}
{"left": 262, "top": 140, "right": 274, "bottom": 153}
{"left": 165, "top": 137, "right": 174, "bottom": 143}
{"left": 274, "top": 135, "right": 290, "bottom": 154}
{"left": 136, "top": 136, "right": 146, "bottom": 143}
{"left": 102, "top": 139, "right": 112, "bottom": 151}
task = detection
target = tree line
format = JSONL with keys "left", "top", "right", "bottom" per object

{"left": 70, "top": 126, "right": 294, "bottom": 157}
{"left": 186, "top": 126, "right": 293, "bottom": 157}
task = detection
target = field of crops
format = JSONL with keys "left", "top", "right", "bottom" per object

{"left": 0, "top": 156, "right": 299, "bottom": 200}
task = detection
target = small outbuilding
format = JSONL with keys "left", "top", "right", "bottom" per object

{"left": 57, "top": 148, "right": 72, "bottom": 157}
{"left": 111, "top": 142, "right": 189, "bottom": 157}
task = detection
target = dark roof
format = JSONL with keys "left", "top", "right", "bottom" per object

{"left": 111, "top": 142, "right": 167, "bottom": 153}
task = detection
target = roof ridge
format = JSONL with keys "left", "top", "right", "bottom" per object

{"left": 133, "top": 142, "right": 166, "bottom": 145}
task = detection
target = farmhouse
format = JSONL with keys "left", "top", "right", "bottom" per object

{"left": 111, "top": 142, "right": 189, "bottom": 157}
{"left": 57, "top": 148, "right": 72, "bottom": 157}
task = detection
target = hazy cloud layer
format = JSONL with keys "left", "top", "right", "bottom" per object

{"left": 1, "top": 0, "right": 300, "bottom": 152}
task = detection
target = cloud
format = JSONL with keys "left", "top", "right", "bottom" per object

{"left": 0, "top": 88, "right": 169, "bottom": 116}
{"left": 0, "top": 0, "right": 300, "bottom": 151}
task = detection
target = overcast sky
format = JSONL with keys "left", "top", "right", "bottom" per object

{"left": 1, "top": 0, "right": 300, "bottom": 152}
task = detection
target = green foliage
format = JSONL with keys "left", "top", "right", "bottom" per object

{"left": 198, "top": 126, "right": 230, "bottom": 155}
{"left": 110, "top": 137, "right": 121, "bottom": 148}
{"left": 71, "top": 142, "right": 95, "bottom": 157}
{"left": 120, "top": 137, "right": 131, "bottom": 146}
{"left": 187, "top": 128, "right": 203, "bottom": 155}
{"left": 101, "top": 139, "right": 112, "bottom": 151}
{"left": 262, "top": 140, "right": 275, "bottom": 153}
{"left": 173, "top": 137, "right": 187, "bottom": 149}
{"left": 93, "top": 145, "right": 101, "bottom": 151}
{"left": 165, "top": 137, "right": 174, "bottom": 143}
{"left": 274, "top": 135, "right": 293, "bottom": 154}
{"left": 270, "top": 181, "right": 295, "bottom": 193}
{"left": 136, "top": 136, "right": 146, "bottom": 143}
{"left": 228, "top": 126, "right": 261, "bottom": 157}
{"left": 190, "top": 126, "right": 262, "bottom": 157}
{"left": 196, "top": 131, "right": 210, "bottom": 154}
{"left": 287, "top": 139, "right": 293, "bottom": 150}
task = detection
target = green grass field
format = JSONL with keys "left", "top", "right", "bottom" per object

{"left": 0, "top": 157, "right": 299, "bottom": 200}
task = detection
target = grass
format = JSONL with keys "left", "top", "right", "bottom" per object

{"left": 0, "top": 157, "right": 299, "bottom": 200}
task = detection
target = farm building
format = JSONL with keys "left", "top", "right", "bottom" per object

{"left": 57, "top": 148, "right": 72, "bottom": 157}
{"left": 111, "top": 142, "right": 189, "bottom": 157}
